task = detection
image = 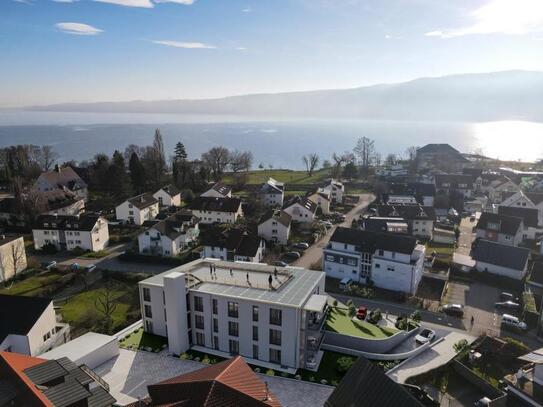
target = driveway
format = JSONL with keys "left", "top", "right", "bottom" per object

{"left": 293, "top": 193, "right": 374, "bottom": 269}
{"left": 455, "top": 216, "right": 476, "bottom": 256}
{"left": 30, "top": 243, "right": 128, "bottom": 269}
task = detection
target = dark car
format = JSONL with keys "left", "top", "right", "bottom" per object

{"left": 495, "top": 301, "right": 521, "bottom": 310}
{"left": 272, "top": 261, "right": 288, "bottom": 267}
{"left": 442, "top": 304, "right": 464, "bottom": 317}
{"left": 292, "top": 242, "right": 309, "bottom": 250}
{"left": 284, "top": 251, "right": 301, "bottom": 260}
{"left": 41, "top": 260, "right": 57, "bottom": 270}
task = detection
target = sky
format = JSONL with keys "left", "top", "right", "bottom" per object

{"left": 2, "top": 0, "right": 543, "bottom": 107}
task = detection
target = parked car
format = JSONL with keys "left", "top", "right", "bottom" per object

{"left": 272, "top": 261, "right": 288, "bottom": 267}
{"left": 442, "top": 304, "right": 464, "bottom": 317}
{"left": 356, "top": 306, "right": 367, "bottom": 320}
{"left": 70, "top": 263, "right": 80, "bottom": 270}
{"left": 501, "top": 314, "right": 527, "bottom": 332}
{"left": 85, "top": 264, "right": 97, "bottom": 272}
{"left": 499, "top": 292, "right": 519, "bottom": 302}
{"left": 415, "top": 328, "right": 436, "bottom": 344}
{"left": 475, "top": 397, "right": 491, "bottom": 407}
{"left": 292, "top": 242, "right": 309, "bottom": 250}
{"left": 284, "top": 251, "right": 301, "bottom": 260}
{"left": 495, "top": 301, "right": 521, "bottom": 310}
{"left": 41, "top": 260, "right": 57, "bottom": 270}
{"left": 339, "top": 277, "right": 353, "bottom": 291}
{"left": 320, "top": 220, "right": 333, "bottom": 228}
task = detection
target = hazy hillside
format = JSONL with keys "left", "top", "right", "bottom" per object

{"left": 28, "top": 70, "right": 543, "bottom": 122}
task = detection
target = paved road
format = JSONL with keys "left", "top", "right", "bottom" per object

{"left": 292, "top": 194, "right": 374, "bottom": 269}
{"left": 456, "top": 216, "right": 476, "bottom": 255}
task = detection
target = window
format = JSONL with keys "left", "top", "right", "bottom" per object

{"left": 378, "top": 249, "right": 384, "bottom": 256}
{"left": 270, "top": 308, "right": 282, "bottom": 326}
{"left": 229, "top": 321, "right": 239, "bottom": 337}
{"left": 252, "top": 306, "right": 259, "bottom": 322}
{"left": 269, "top": 329, "right": 281, "bottom": 346}
{"left": 229, "top": 339, "right": 239, "bottom": 355}
{"left": 143, "top": 287, "right": 151, "bottom": 302}
{"left": 195, "top": 315, "right": 204, "bottom": 329}
{"left": 269, "top": 348, "right": 281, "bottom": 364}
{"left": 212, "top": 299, "right": 218, "bottom": 315}
{"left": 344, "top": 243, "right": 348, "bottom": 250}
{"left": 228, "top": 301, "right": 239, "bottom": 318}
{"left": 325, "top": 254, "right": 335, "bottom": 262}
{"left": 196, "top": 332, "right": 205, "bottom": 346}
{"left": 213, "top": 318, "right": 219, "bottom": 333}
{"left": 375, "top": 263, "right": 381, "bottom": 269}
{"left": 194, "top": 296, "right": 203, "bottom": 312}
{"left": 145, "top": 320, "right": 153, "bottom": 333}
{"left": 253, "top": 326, "right": 258, "bottom": 341}
{"left": 43, "top": 332, "right": 51, "bottom": 342}
{"left": 213, "top": 336, "right": 219, "bottom": 350}
{"left": 253, "top": 344, "right": 259, "bottom": 359}
{"left": 144, "top": 305, "right": 153, "bottom": 318}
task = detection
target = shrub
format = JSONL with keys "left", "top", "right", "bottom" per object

{"left": 294, "top": 375, "right": 302, "bottom": 380}
{"left": 332, "top": 299, "right": 338, "bottom": 307}
{"left": 336, "top": 356, "right": 355, "bottom": 373}
{"left": 453, "top": 339, "right": 470, "bottom": 354}
{"left": 309, "top": 376, "right": 315, "bottom": 382}
{"left": 266, "top": 369, "right": 275, "bottom": 376}
{"left": 202, "top": 357, "right": 210, "bottom": 364}
{"left": 254, "top": 367, "right": 261, "bottom": 373}
{"left": 320, "top": 379, "right": 328, "bottom": 385}
{"left": 41, "top": 243, "right": 58, "bottom": 255}
{"left": 348, "top": 305, "right": 356, "bottom": 317}
{"left": 180, "top": 353, "right": 189, "bottom": 360}
{"left": 368, "top": 309, "right": 382, "bottom": 324}
{"left": 411, "top": 310, "right": 422, "bottom": 324}
{"left": 331, "top": 380, "right": 339, "bottom": 386}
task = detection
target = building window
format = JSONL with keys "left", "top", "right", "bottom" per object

{"left": 196, "top": 332, "right": 205, "bottom": 346}
{"left": 269, "top": 348, "right": 281, "bottom": 364}
{"left": 253, "top": 344, "right": 259, "bottom": 359}
{"left": 213, "top": 336, "right": 219, "bottom": 350}
{"left": 252, "top": 305, "right": 259, "bottom": 322}
{"left": 228, "top": 301, "right": 239, "bottom": 318}
{"left": 375, "top": 263, "right": 381, "bottom": 269}
{"left": 194, "top": 296, "right": 203, "bottom": 312}
{"left": 143, "top": 287, "right": 151, "bottom": 302}
{"left": 195, "top": 315, "right": 204, "bottom": 329}
{"left": 270, "top": 308, "right": 282, "bottom": 326}
{"left": 269, "top": 329, "right": 282, "bottom": 346}
{"left": 144, "top": 305, "right": 153, "bottom": 318}
{"left": 229, "top": 339, "right": 239, "bottom": 355}
{"left": 213, "top": 318, "right": 219, "bottom": 333}
{"left": 212, "top": 299, "right": 218, "bottom": 315}
{"left": 378, "top": 249, "right": 384, "bottom": 256}
{"left": 228, "top": 321, "right": 239, "bottom": 337}
{"left": 253, "top": 326, "right": 258, "bottom": 341}
{"left": 145, "top": 320, "right": 153, "bottom": 333}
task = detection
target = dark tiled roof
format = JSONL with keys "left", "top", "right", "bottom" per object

{"left": 190, "top": 197, "right": 242, "bottom": 213}
{"left": 282, "top": 196, "right": 317, "bottom": 214}
{"left": 476, "top": 212, "right": 523, "bottom": 235}
{"left": 530, "top": 261, "right": 543, "bottom": 286}
{"left": 330, "top": 227, "right": 418, "bottom": 255}
{"left": 388, "top": 183, "right": 436, "bottom": 198}
{"left": 417, "top": 144, "right": 465, "bottom": 159}
{"left": 202, "top": 228, "right": 262, "bottom": 257}
{"left": 325, "top": 357, "right": 423, "bottom": 407}
{"left": 471, "top": 239, "right": 530, "bottom": 270}
{"left": 0, "top": 295, "right": 51, "bottom": 343}
{"left": 145, "top": 210, "right": 199, "bottom": 240}
{"left": 435, "top": 174, "right": 475, "bottom": 189}
{"left": 526, "top": 192, "right": 543, "bottom": 206}
{"left": 33, "top": 213, "right": 102, "bottom": 232}
{"left": 127, "top": 193, "right": 159, "bottom": 210}
{"left": 259, "top": 210, "right": 292, "bottom": 227}
{"left": 498, "top": 206, "right": 539, "bottom": 228}
{"left": 158, "top": 184, "right": 181, "bottom": 197}
{"left": 37, "top": 166, "right": 87, "bottom": 191}
{"left": 375, "top": 204, "right": 436, "bottom": 221}
{"left": 210, "top": 182, "right": 232, "bottom": 196}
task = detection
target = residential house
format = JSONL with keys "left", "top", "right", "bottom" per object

{"left": 387, "top": 182, "right": 436, "bottom": 207}
{"left": 138, "top": 259, "right": 327, "bottom": 370}
{"left": 125, "top": 355, "right": 281, "bottom": 407}
{"left": 374, "top": 204, "right": 436, "bottom": 239}
{"left": 416, "top": 144, "right": 468, "bottom": 172}
{"left": 500, "top": 191, "right": 543, "bottom": 225}
{"left": 471, "top": 239, "right": 530, "bottom": 280}
{"left": 306, "top": 188, "right": 331, "bottom": 215}
{"left": 258, "top": 209, "right": 292, "bottom": 245}
{"left": 0, "top": 295, "right": 69, "bottom": 356}
{"left": 486, "top": 176, "right": 521, "bottom": 204}
{"left": 153, "top": 184, "right": 182, "bottom": 207}
{"left": 34, "top": 165, "right": 88, "bottom": 202}
{"left": 282, "top": 196, "right": 317, "bottom": 223}
{"left": 115, "top": 193, "right": 159, "bottom": 226}
{"left": 475, "top": 212, "right": 524, "bottom": 246}
{"left": 0, "top": 235, "right": 27, "bottom": 284}
{"left": 201, "top": 228, "right": 265, "bottom": 263}
{"left": 360, "top": 217, "right": 409, "bottom": 235}
{"left": 322, "top": 179, "right": 344, "bottom": 203}
{"left": 323, "top": 227, "right": 426, "bottom": 294}
{"left": 40, "top": 189, "right": 85, "bottom": 216}
{"left": 375, "top": 164, "right": 409, "bottom": 178}
{"left": 0, "top": 351, "right": 116, "bottom": 406}
{"left": 504, "top": 347, "right": 543, "bottom": 406}
{"left": 189, "top": 197, "right": 243, "bottom": 224}
{"left": 259, "top": 178, "right": 285, "bottom": 207}
{"left": 386, "top": 195, "right": 418, "bottom": 205}
{"left": 434, "top": 174, "right": 476, "bottom": 199}
{"left": 33, "top": 213, "right": 109, "bottom": 252}
{"left": 498, "top": 206, "right": 542, "bottom": 240}
{"left": 138, "top": 210, "right": 200, "bottom": 256}
{"left": 201, "top": 182, "right": 232, "bottom": 198}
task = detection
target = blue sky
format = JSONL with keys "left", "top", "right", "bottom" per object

{"left": 2, "top": 0, "right": 543, "bottom": 107}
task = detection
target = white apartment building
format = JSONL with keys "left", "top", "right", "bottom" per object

{"left": 475, "top": 212, "right": 524, "bottom": 247}
{"left": 153, "top": 184, "right": 182, "bottom": 207}
{"left": 189, "top": 197, "right": 243, "bottom": 224}
{"left": 115, "top": 193, "right": 159, "bottom": 226}
{"left": 282, "top": 197, "right": 317, "bottom": 223}
{"left": 322, "top": 180, "right": 344, "bottom": 203}
{"left": 0, "top": 235, "right": 27, "bottom": 284}
{"left": 374, "top": 204, "right": 436, "bottom": 240}
{"left": 33, "top": 213, "right": 109, "bottom": 252}
{"left": 259, "top": 178, "right": 285, "bottom": 207}
{"left": 258, "top": 210, "right": 292, "bottom": 245}
{"left": 0, "top": 295, "right": 69, "bottom": 356}
{"left": 306, "top": 189, "right": 331, "bottom": 215}
{"left": 323, "top": 227, "right": 425, "bottom": 295}
{"left": 138, "top": 259, "right": 327, "bottom": 371}
{"left": 201, "top": 182, "right": 232, "bottom": 199}
{"left": 138, "top": 211, "right": 200, "bottom": 256}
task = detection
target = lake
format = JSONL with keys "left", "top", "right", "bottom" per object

{"left": 0, "top": 111, "right": 541, "bottom": 168}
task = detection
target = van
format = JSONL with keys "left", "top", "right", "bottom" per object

{"left": 339, "top": 277, "right": 353, "bottom": 291}
{"left": 501, "top": 314, "right": 527, "bottom": 331}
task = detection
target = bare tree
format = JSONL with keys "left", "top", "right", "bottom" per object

{"left": 9, "top": 242, "right": 26, "bottom": 278}
{"left": 353, "top": 137, "right": 376, "bottom": 170}
{"left": 331, "top": 152, "right": 353, "bottom": 179}
{"left": 302, "top": 153, "right": 320, "bottom": 176}
{"left": 406, "top": 145, "right": 419, "bottom": 173}
{"left": 201, "top": 146, "right": 230, "bottom": 180}
{"left": 229, "top": 150, "right": 253, "bottom": 173}
{"left": 385, "top": 154, "right": 397, "bottom": 166}
{"left": 94, "top": 281, "right": 118, "bottom": 334}
{"left": 40, "top": 146, "right": 59, "bottom": 171}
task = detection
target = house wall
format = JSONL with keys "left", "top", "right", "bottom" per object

{"left": 307, "top": 193, "right": 331, "bottom": 215}
{"left": 283, "top": 204, "right": 315, "bottom": 223}
{"left": 411, "top": 219, "right": 434, "bottom": 239}
{"left": 0, "top": 334, "right": 30, "bottom": 355}
{"left": 258, "top": 219, "right": 290, "bottom": 245}
{"left": 115, "top": 201, "right": 159, "bottom": 225}
{"left": 0, "top": 237, "right": 27, "bottom": 284}
{"left": 474, "top": 260, "right": 528, "bottom": 280}
{"left": 261, "top": 192, "right": 284, "bottom": 207}
{"left": 323, "top": 184, "right": 344, "bottom": 203}
{"left": 139, "top": 282, "right": 169, "bottom": 338}
{"left": 202, "top": 246, "right": 229, "bottom": 260}
{"left": 475, "top": 228, "right": 523, "bottom": 247}
{"left": 33, "top": 229, "right": 62, "bottom": 250}
{"left": 192, "top": 209, "right": 240, "bottom": 224}
{"left": 153, "top": 190, "right": 181, "bottom": 207}
{"left": 26, "top": 302, "right": 59, "bottom": 356}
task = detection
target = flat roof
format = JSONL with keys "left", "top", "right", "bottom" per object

{"left": 41, "top": 332, "right": 117, "bottom": 362}
{"left": 140, "top": 259, "right": 324, "bottom": 308}
{"left": 303, "top": 294, "right": 328, "bottom": 312}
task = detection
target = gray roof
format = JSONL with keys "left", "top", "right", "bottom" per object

{"left": 476, "top": 212, "right": 523, "bottom": 235}
{"left": 127, "top": 193, "right": 159, "bottom": 210}
{"left": 158, "top": 184, "right": 181, "bottom": 198}
{"left": 259, "top": 209, "right": 291, "bottom": 227}
{"left": 472, "top": 239, "right": 530, "bottom": 270}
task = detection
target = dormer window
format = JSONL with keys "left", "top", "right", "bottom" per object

{"left": 487, "top": 222, "right": 500, "bottom": 231}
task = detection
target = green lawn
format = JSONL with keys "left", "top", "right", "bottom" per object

{"left": 120, "top": 328, "right": 167, "bottom": 351}
{"left": 297, "top": 351, "right": 357, "bottom": 385}
{"left": 426, "top": 242, "right": 455, "bottom": 258}
{"left": 325, "top": 307, "right": 398, "bottom": 339}
{"left": 0, "top": 271, "right": 64, "bottom": 297}
{"left": 80, "top": 250, "right": 109, "bottom": 259}
{"left": 221, "top": 168, "right": 333, "bottom": 185}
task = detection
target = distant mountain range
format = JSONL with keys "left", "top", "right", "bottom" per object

{"left": 27, "top": 70, "right": 543, "bottom": 122}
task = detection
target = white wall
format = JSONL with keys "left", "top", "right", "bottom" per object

{"left": 116, "top": 201, "right": 159, "bottom": 225}
{"left": 475, "top": 260, "right": 528, "bottom": 280}
{"left": 0, "top": 237, "right": 27, "bottom": 284}
{"left": 153, "top": 189, "right": 181, "bottom": 207}
{"left": 258, "top": 219, "right": 290, "bottom": 245}
{"left": 262, "top": 192, "right": 284, "bottom": 207}
{"left": 283, "top": 204, "right": 315, "bottom": 223}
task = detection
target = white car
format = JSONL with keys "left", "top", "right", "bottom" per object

{"left": 415, "top": 328, "right": 436, "bottom": 344}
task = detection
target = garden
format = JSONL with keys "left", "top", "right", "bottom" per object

{"left": 119, "top": 327, "right": 168, "bottom": 352}
{"left": 325, "top": 306, "right": 398, "bottom": 339}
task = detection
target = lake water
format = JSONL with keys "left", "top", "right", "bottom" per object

{"left": 0, "top": 111, "right": 541, "bottom": 168}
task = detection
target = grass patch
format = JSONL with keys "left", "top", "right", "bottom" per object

{"left": 298, "top": 351, "right": 356, "bottom": 385}
{"left": 120, "top": 328, "right": 167, "bottom": 351}
{"left": 426, "top": 242, "right": 455, "bottom": 257}
{"left": 221, "top": 168, "right": 332, "bottom": 186}
{"left": 80, "top": 250, "right": 109, "bottom": 259}
{"left": 325, "top": 307, "right": 397, "bottom": 339}
{"left": 0, "top": 271, "right": 65, "bottom": 297}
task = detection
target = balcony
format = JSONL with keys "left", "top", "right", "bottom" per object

{"left": 505, "top": 365, "right": 543, "bottom": 403}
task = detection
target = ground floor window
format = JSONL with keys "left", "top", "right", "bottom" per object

{"left": 196, "top": 332, "right": 205, "bottom": 346}
{"left": 229, "top": 339, "right": 239, "bottom": 355}
{"left": 269, "top": 348, "right": 281, "bottom": 364}
{"left": 145, "top": 320, "right": 153, "bottom": 334}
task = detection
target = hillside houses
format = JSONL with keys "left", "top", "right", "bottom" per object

{"left": 201, "top": 228, "right": 265, "bottom": 262}
{"left": 434, "top": 174, "right": 476, "bottom": 199}
{"left": 282, "top": 196, "right": 318, "bottom": 223}
{"left": 259, "top": 178, "right": 284, "bottom": 207}
{"left": 258, "top": 209, "right": 292, "bottom": 245}
{"left": 306, "top": 188, "right": 331, "bottom": 215}
{"left": 153, "top": 184, "right": 182, "bottom": 207}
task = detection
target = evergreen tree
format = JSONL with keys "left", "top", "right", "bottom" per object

{"left": 108, "top": 150, "right": 132, "bottom": 199}
{"left": 129, "top": 152, "right": 146, "bottom": 194}
{"left": 174, "top": 141, "right": 187, "bottom": 161}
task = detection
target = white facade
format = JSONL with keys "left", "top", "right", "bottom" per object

{"left": 501, "top": 191, "right": 543, "bottom": 225}
{"left": 138, "top": 223, "right": 199, "bottom": 256}
{"left": 322, "top": 180, "right": 344, "bottom": 203}
{"left": 307, "top": 190, "right": 331, "bottom": 215}
{"left": 138, "top": 260, "right": 327, "bottom": 370}
{"left": 153, "top": 188, "right": 182, "bottom": 207}
{"left": 202, "top": 239, "right": 265, "bottom": 263}
{"left": 115, "top": 199, "right": 159, "bottom": 226}
{"left": 260, "top": 178, "right": 285, "bottom": 207}
{"left": 475, "top": 227, "right": 523, "bottom": 247}
{"left": 192, "top": 205, "right": 243, "bottom": 225}
{"left": 474, "top": 260, "right": 529, "bottom": 280}
{"left": 411, "top": 219, "right": 434, "bottom": 239}
{"left": 388, "top": 195, "right": 418, "bottom": 205}
{"left": 0, "top": 236, "right": 27, "bottom": 284}
{"left": 283, "top": 202, "right": 315, "bottom": 223}
{"left": 258, "top": 216, "right": 291, "bottom": 245}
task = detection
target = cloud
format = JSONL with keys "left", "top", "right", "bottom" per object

{"left": 93, "top": 0, "right": 154, "bottom": 7}
{"left": 235, "top": 47, "right": 247, "bottom": 51}
{"left": 52, "top": 0, "right": 79, "bottom": 2}
{"left": 12, "top": 0, "right": 34, "bottom": 4}
{"left": 153, "top": 0, "right": 195, "bottom": 4}
{"left": 55, "top": 22, "right": 103, "bottom": 35}
{"left": 425, "top": 0, "right": 543, "bottom": 38}
{"left": 242, "top": 7, "right": 251, "bottom": 13}
{"left": 152, "top": 40, "right": 216, "bottom": 49}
